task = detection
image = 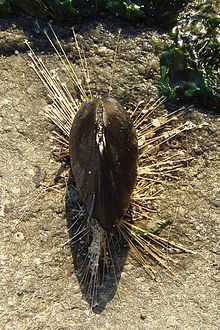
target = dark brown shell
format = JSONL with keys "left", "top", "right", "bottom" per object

{"left": 69, "top": 97, "right": 138, "bottom": 232}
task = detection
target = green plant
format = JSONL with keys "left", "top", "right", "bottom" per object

{"left": 160, "top": 1, "right": 220, "bottom": 110}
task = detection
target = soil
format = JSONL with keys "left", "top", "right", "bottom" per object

{"left": 0, "top": 13, "right": 219, "bottom": 330}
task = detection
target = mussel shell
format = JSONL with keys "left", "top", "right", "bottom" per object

{"left": 69, "top": 97, "right": 138, "bottom": 232}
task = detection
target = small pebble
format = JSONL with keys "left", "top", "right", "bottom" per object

{"left": 143, "top": 41, "right": 153, "bottom": 51}
{"left": 97, "top": 46, "right": 114, "bottom": 56}
{"left": 210, "top": 192, "right": 220, "bottom": 207}
{"left": 14, "top": 232, "right": 24, "bottom": 241}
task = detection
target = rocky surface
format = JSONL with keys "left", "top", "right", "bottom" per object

{"left": 0, "top": 14, "right": 219, "bottom": 330}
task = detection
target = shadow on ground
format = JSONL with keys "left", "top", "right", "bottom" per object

{"left": 0, "top": 15, "right": 171, "bottom": 56}
{"left": 65, "top": 175, "right": 129, "bottom": 313}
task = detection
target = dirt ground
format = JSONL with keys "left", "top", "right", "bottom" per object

{"left": 0, "top": 13, "right": 219, "bottom": 330}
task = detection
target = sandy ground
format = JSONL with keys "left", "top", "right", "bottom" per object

{"left": 0, "top": 14, "right": 219, "bottom": 330}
